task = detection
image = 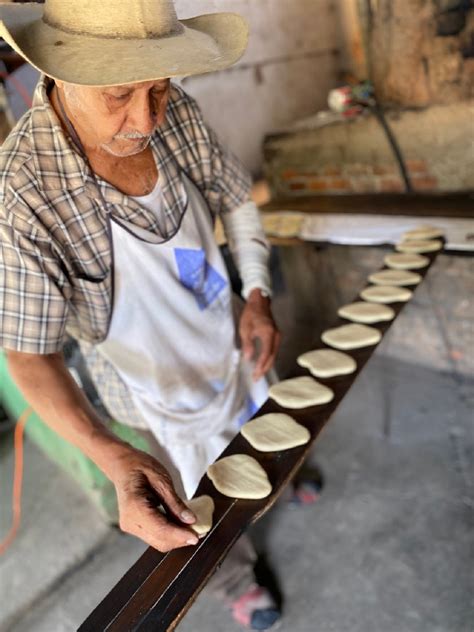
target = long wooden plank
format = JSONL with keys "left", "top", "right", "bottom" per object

{"left": 79, "top": 243, "right": 443, "bottom": 632}
{"left": 261, "top": 192, "right": 474, "bottom": 218}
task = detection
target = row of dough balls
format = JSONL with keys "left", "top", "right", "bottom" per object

{"left": 321, "top": 225, "right": 443, "bottom": 351}
{"left": 205, "top": 413, "right": 311, "bottom": 505}
{"left": 191, "top": 410, "right": 311, "bottom": 529}
{"left": 195, "top": 226, "right": 445, "bottom": 522}
{"left": 268, "top": 226, "right": 444, "bottom": 411}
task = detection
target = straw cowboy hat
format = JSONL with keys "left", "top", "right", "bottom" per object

{"left": 0, "top": 0, "right": 249, "bottom": 86}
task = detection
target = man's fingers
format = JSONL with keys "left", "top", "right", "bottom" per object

{"left": 253, "top": 328, "right": 281, "bottom": 380}
{"left": 253, "top": 328, "right": 274, "bottom": 379}
{"left": 122, "top": 505, "right": 198, "bottom": 552}
{"left": 262, "top": 329, "right": 281, "bottom": 374}
{"left": 240, "top": 324, "right": 254, "bottom": 361}
{"left": 147, "top": 470, "right": 196, "bottom": 525}
{"left": 151, "top": 516, "right": 199, "bottom": 551}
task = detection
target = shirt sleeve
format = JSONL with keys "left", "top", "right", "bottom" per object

{"left": 168, "top": 87, "right": 253, "bottom": 216}
{"left": 0, "top": 198, "right": 70, "bottom": 354}
{"left": 204, "top": 122, "right": 253, "bottom": 216}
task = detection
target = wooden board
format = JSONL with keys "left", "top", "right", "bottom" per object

{"left": 261, "top": 192, "right": 474, "bottom": 218}
{"left": 79, "top": 245, "right": 443, "bottom": 632}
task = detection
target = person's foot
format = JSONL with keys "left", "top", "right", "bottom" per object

{"left": 231, "top": 584, "right": 281, "bottom": 630}
{"left": 289, "top": 466, "right": 324, "bottom": 506}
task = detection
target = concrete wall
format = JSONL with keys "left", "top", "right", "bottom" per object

{"left": 263, "top": 102, "right": 474, "bottom": 194}
{"left": 175, "top": 0, "right": 340, "bottom": 175}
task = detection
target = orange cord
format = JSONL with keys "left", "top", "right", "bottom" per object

{"left": 0, "top": 407, "right": 33, "bottom": 555}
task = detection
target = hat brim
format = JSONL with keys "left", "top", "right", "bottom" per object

{"left": 0, "top": 5, "right": 248, "bottom": 86}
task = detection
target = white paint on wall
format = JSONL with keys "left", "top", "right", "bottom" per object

{"left": 174, "top": 0, "right": 340, "bottom": 174}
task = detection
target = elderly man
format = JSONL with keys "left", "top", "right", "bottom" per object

{"left": 0, "top": 1, "right": 282, "bottom": 630}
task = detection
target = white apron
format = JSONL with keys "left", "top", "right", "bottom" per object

{"left": 96, "top": 173, "right": 269, "bottom": 498}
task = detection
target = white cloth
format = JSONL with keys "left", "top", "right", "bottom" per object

{"left": 221, "top": 200, "right": 272, "bottom": 299}
{"left": 95, "top": 174, "right": 269, "bottom": 498}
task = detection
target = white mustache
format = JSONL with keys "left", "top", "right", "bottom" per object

{"left": 113, "top": 131, "right": 153, "bottom": 140}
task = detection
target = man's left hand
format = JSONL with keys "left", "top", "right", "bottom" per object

{"left": 239, "top": 289, "right": 281, "bottom": 381}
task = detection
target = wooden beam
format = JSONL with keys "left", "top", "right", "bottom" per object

{"left": 261, "top": 192, "right": 474, "bottom": 218}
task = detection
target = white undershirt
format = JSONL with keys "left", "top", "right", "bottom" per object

{"left": 133, "top": 181, "right": 272, "bottom": 299}
{"left": 132, "top": 177, "right": 165, "bottom": 214}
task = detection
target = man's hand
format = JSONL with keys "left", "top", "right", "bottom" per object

{"left": 110, "top": 446, "right": 199, "bottom": 552}
{"left": 239, "top": 289, "right": 281, "bottom": 381}
{"left": 6, "top": 351, "right": 197, "bottom": 553}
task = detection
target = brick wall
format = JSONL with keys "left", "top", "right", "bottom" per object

{"left": 264, "top": 102, "right": 474, "bottom": 196}
{"left": 280, "top": 159, "right": 438, "bottom": 195}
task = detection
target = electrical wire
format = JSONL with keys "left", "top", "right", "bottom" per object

{"left": 0, "top": 407, "right": 33, "bottom": 556}
{"left": 368, "top": 102, "right": 413, "bottom": 193}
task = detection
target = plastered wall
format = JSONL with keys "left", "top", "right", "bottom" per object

{"left": 174, "top": 0, "right": 340, "bottom": 175}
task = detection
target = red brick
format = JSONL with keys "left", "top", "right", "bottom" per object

{"left": 327, "top": 177, "right": 351, "bottom": 191}
{"left": 308, "top": 178, "right": 328, "bottom": 191}
{"left": 406, "top": 159, "right": 428, "bottom": 173}
{"left": 322, "top": 166, "right": 342, "bottom": 176}
{"left": 379, "top": 177, "right": 405, "bottom": 192}
{"left": 412, "top": 175, "right": 438, "bottom": 191}
{"left": 373, "top": 164, "right": 396, "bottom": 176}
{"left": 289, "top": 181, "right": 307, "bottom": 191}
{"left": 281, "top": 168, "right": 299, "bottom": 181}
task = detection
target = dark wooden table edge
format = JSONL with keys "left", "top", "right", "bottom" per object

{"left": 260, "top": 191, "right": 474, "bottom": 218}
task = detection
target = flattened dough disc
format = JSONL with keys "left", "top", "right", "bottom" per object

{"left": 269, "top": 376, "right": 334, "bottom": 409}
{"left": 360, "top": 284, "right": 412, "bottom": 303}
{"left": 368, "top": 269, "right": 421, "bottom": 286}
{"left": 337, "top": 301, "right": 395, "bottom": 324}
{"left": 297, "top": 348, "right": 356, "bottom": 378}
{"left": 384, "top": 253, "right": 429, "bottom": 270}
{"left": 402, "top": 226, "right": 444, "bottom": 240}
{"left": 396, "top": 239, "right": 442, "bottom": 253}
{"left": 186, "top": 495, "right": 215, "bottom": 536}
{"left": 322, "top": 323, "right": 382, "bottom": 350}
{"left": 207, "top": 455, "right": 272, "bottom": 499}
{"left": 241, "top": 413, "right": 310, "bottom": 452}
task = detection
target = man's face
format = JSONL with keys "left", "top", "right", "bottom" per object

{"left": 57, "top": 79, "right": 171, "bottom": 157}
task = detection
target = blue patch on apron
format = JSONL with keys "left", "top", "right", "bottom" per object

{"left": 174, "top": 248, "right": 227, "bottom": 310}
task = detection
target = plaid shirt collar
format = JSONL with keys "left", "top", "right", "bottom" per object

{"left": 29, "top": 77, "right": 87, "bottom": 193}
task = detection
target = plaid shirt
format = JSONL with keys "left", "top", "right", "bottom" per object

{"left": 0, "top": 75, "right": 251, "bottom": 355}
{"left": 0, "top": 76, "right": 253, "bottom": 427}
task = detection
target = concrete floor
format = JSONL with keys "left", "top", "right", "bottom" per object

{"left": 0, "top": 246, "right": 472, "bottom": 632}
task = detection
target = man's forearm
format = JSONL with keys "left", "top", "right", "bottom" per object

{"left": 6, "top": 350, "right": 199, "bottom": 550}
{"left": 6, "top": 350, "right": 130, "bottom": 480}
{"left": 221, "top": 200, "right": 272, "bottom": 300}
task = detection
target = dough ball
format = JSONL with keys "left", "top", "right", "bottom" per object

{"left": 337, "top": 301, "right": 395, "bottom": 323}
{"left": 269, "top": 376, "right": 334, "bottom": 409}
{"left": 360, "top": 285, "right": 412, "bottom": 303}
{"left": 384, "top": 253, "right": 429, "bottom": 270}
{"left": 207, "top": 455, "right": 272, "bottom": 499}
{"left": 402, "top": 226, "right": 444, "bottom": 240}
{"left": 368, "top": 269, "right": 421, "bottom": 286}
{"left": 321, "top": 323, "right": 381, "bottom": 350}
{"left": 186, "top": 495, "right": 215, "bottom": 536}
{"left": 395, "top": 239, "right": 442, "bottom": 253}
{"left": 241, "top": 413, "right": 310, "bottom": 452}
{"left": 297, "top": 348, "right": 357, "bottom": 378}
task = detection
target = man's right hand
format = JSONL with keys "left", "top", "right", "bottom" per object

{"left": 110, "top": 446, "right": 198, "bottom": 552}
{"left": 7, "top": 351, "right": 197, "bottom": 553}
